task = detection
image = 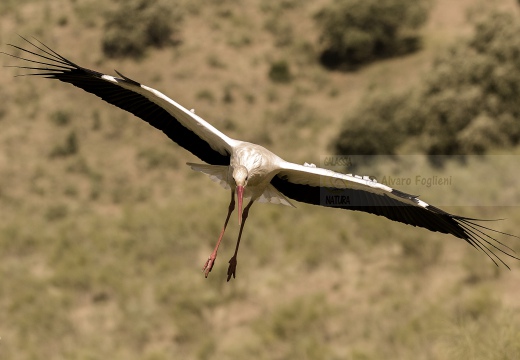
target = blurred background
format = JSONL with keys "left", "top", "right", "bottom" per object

{"left": 1, "top": 0, "right": 520, "bottom": 359}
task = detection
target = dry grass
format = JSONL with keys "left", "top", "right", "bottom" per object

{"left": 1, "top": 0, "right": 520, "bottom": 359}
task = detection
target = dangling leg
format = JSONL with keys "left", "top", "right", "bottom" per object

{"left": 227, "top": 200, "right": 254, "bottom": 281}
{"left": 203, "top": 191, "right": 235, "bottom": 278}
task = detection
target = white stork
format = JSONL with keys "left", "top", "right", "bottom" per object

{"left": 3, "top": 37, "right": 518, "bottom": 281}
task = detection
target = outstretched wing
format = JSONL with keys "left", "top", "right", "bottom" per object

{"left": 271, "top": 161, "right": 519, "bottom": 268}
{"left": 2, "top": 36, "right": 236, "bottom": 165}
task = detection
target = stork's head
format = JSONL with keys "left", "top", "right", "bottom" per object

{"left": 233, "top": 165, "right": 249, "bottom": 225}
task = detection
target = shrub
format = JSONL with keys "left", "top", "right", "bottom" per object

{"left": 50, "top": 110, "right": 71, "bottom": 127}
{"left": 268, "top": 60, "right": 292, "bottom": 83}
{"left": 333, "top": 11, "right": 520, "bottom": 157}
{"left": 315, "top": 0, "right": 430, "bottom": 69}
{"left": 334, "top": 91, "right": 413, "bottom": 156}
{"left": 45, "top": 204, "right": 69, "bottom": 221}
{"left": 50, "top": 131, "right": 78, "bottom": 158}
{"left": 419, "top": 11, "right": 520, "bottom": 155}
{"left": 102, "top": 0, "right": 182, "bottom": 58}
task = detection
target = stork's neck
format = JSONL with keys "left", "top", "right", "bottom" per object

{"left": 234, "top": 148, "right": 262, "bottom": 171}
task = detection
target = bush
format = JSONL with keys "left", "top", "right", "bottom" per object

{"left": 333, "top": 11, "right": 520, "bottom": 157}
{"left": 102, "top": 0, "right": 182, "bottom": 58}
{"left": 268, "top": 60, "right": 292, "bottom": 83}
{"left": 50, "top": 131, "right": 78, "bottom": 158}
{"left": 50, "top": 110, "right": 71, "bottom": 127}
{"left": 315, "top": 0, "right": 430, "bottom": 69}
{"left": 334, "top": 92, "right": 412, "bottom": 156}
{"left": 419, "top": 11, "right": 520, "bottom": 155}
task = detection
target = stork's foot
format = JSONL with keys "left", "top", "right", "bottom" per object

{"left": 227, "top": 256, "right": 237, "bottom": 281}
{"left": 202, "top": 253, "right": 217, "bottom": 278}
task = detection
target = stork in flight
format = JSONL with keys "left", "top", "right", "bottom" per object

{"left": 3, "top": 37, "right": 518, "bottom": 281}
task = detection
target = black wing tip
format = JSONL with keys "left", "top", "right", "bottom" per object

{"left": 5, "top": 35, "right": 140, "bottom": 86}
{"left": 453, "top": 216, "right": 520, "bottom": 269}
{"left": 454, "top": 215, "right": 520, "bottom": 239}
{"left": 3, "top": 35, "right": 111, "bottom": 80}
{"left": 3, "top": 36, "right": 77, "bottom": 75}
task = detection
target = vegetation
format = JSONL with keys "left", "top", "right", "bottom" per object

{"left": 335, "top": 10, "right": 520, "bottom": 157}
{"left": 1, "top": 1, "right": 520, "bottom": 360}
{"left": 49, "top": 131, "right": 79, "bottom": 157}
{"left": 334, "top": 91, "right": 412, "bottom": 156}
{"left": 315, "top": 0, "right": 430, "bottom": 69}
{"left": 102, "top": 0, "right": 183, "bottom": 58}
{"left": 268, "top": 60, "right": 292, "bottom": 83}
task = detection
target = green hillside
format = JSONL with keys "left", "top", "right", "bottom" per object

{"left": 1, "top": 1, "right": 520, "bottom": 359}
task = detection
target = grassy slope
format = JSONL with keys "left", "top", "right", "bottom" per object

{"left": 1, "top": 0, "right": 520, "bottom": 359}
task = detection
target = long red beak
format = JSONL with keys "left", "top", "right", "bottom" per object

{"left": 237, "top": 185, "right": 244, "bottom": 226}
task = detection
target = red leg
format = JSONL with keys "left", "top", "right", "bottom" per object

{"left": 227, "top": 200, "right": 254, "bottom": 281}
{"left": 203, "top": 191, "right": 235, "bottom": 278}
